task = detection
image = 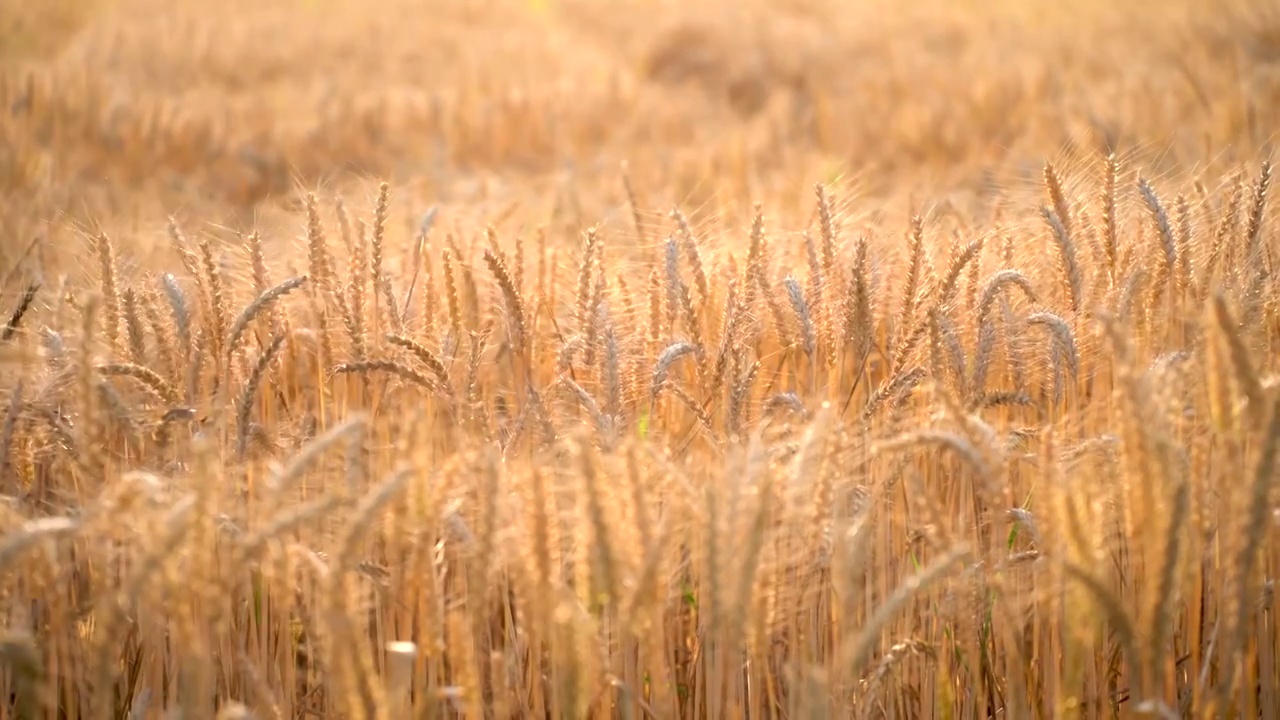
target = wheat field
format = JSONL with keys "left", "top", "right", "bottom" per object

{"left": 2, "top": 0, "right": 1280, "bottom": 717}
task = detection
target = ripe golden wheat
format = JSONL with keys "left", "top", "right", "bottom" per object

{"left": 2, "top": 156, "right": 1278, "bottom": 718}
{"left": 2, "top": 0, "right": 1280, "bottom": 718}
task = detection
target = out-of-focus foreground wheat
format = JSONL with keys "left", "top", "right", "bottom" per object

{"left": 2, "top": 0, "right": 1280, "bottom": 717}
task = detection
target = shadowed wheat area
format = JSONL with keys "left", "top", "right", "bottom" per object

{"left": 3, "top": 0, "right": 1280, "bottom": 717}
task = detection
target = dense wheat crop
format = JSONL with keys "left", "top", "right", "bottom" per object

{"left": 3, "top": 0, "right": 1280, "bottom": 717}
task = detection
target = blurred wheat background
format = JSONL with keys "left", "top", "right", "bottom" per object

{"left": 2, "top": 0, "right": 1280, "bottom": 717}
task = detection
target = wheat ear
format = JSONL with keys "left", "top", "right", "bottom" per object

{"left": 93, "top": 232, "right": 122, "bottom": 354}
{"left": 384, "top": 333, "right": 452, "bottom": 389}
{"left": 1243, "top": 159, "right": 1272, "bottom": 263}
{"left": 671, "top": 206, "right": 710, "bottom": 302}
{"left": 232, "top": 332, "right": 283, "bottom": 457}
{"left": 483, "top": 248, "right": 528, "bottom": 354}
{"left": 1101, "top": 151, "right": 1121, "bottom": 282}
{"left": 226, "top": 276, "right": 308, "bottom": 363}
{"left": 1, "top": 282, "right": 39, "bottom": 343}
{"left": 892, "top": 215, "right": 928, "bottom": 368}
{"left": 1041, "top": 207, "right": 1082, "bottom": 313}
{"left": 96, "top": 363, "right": 181, "bottom": 405}
{"left": 331, "top": 360, "right": 438, "bottom": 393}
